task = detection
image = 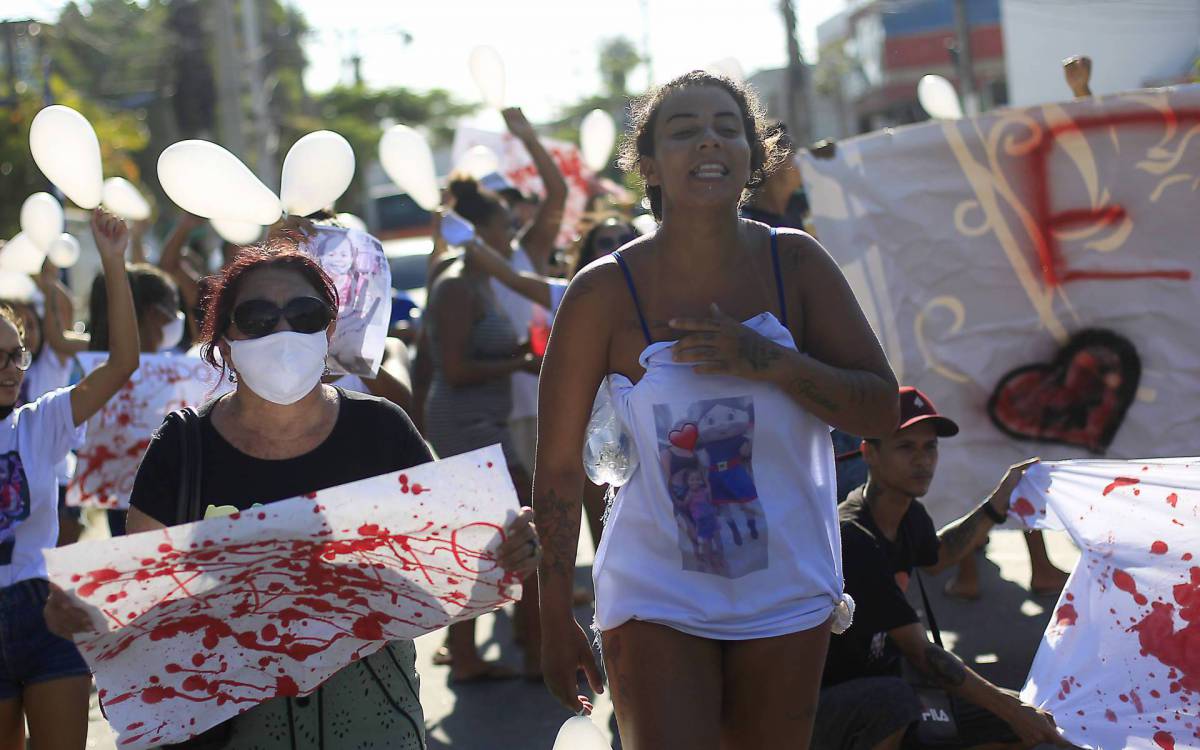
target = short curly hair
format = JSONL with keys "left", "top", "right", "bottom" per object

{"left": 618, "top": 70, "right": 785, "bottom": 220}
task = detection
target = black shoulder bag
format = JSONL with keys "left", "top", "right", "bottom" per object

{"left": 906, "top": 570, "right": 962, "bottom": 746}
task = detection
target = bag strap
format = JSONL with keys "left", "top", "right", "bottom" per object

{"left": 913, "top": 568, "right": 945, "bottom": 649}
{"left": 167, "top": 407, "right": 204, "bottom": 525}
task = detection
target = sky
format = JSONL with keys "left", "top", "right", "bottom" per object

{"left": 5, "top": 0, "right": 849, "bottom": 120}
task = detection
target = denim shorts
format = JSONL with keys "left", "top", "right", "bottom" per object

{"left": 0, "top": 578, "right": 90, "bottom": 699}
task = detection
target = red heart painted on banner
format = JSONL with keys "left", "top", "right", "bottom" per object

{"left": 987, "top": 329, "right": 1140, "bottom": 454}
{"left": 668, "top": 423, "right": 699, "bottom": 452}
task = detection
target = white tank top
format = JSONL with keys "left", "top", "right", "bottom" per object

{"left": 592, "top": 245, "right": 844, "bottom": 640}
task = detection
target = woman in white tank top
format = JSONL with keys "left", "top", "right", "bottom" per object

{"left": 534, "top": 71, "right": 900, "bottom": 749}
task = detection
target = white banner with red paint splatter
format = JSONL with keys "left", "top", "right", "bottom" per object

{"left": 1009, "top": 458, "right": 1198, "bottom": 750}
{"left": 451, "top": 125, "right": 593, "bottom": 247}
{"left": 66, "top": 353, "right": 230, "bottom": 510}
{"left": 45, "top": 446, "right": 520, "bottom": 749}
{"left": 802, "top": 84, "right": 1200, "bottom": 527}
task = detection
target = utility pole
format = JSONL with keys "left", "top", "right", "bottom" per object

{"left": 212, "top": 0, "right": 246, "bottom": 158}
{"left": 780, "top": 0, "right": 812, "bottom": 144}
{"left": 639, "top": 0, "right": 654, "bottom": 86}
{"left": 952, "top": 0, "right": 978, "bottom": 115}
{"left": 240, "top": 0, "right": 277, "bottom": 189}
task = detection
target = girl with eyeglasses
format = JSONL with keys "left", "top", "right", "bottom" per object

{"left": 0, "top": 209, "right": 140, "bottom": 749}
{"left": 45, "top": 240, "right": 540, "bottom": 748}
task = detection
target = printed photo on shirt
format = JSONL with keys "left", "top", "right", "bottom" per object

{"left": 653, "top": 396, "right": 767, "bottom": 578}
{"left": 0, "top": 451, "right": 31, "bottom": 564}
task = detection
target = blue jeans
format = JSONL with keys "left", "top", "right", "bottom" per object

{"left": 0, "top": 578, "right": 90, "bottom": 699}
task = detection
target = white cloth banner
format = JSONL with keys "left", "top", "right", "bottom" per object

{"left": 45, "top": 446, "right": 519, "bottom": 749}
{"left": 67, "top": 354, "right": 230, "bottom": 510}
{"left": 802, "top": 85, "right": 1200, "bottom": 525}
{"left": 1011, "top": 458, "right": 1199, "bottom": 750}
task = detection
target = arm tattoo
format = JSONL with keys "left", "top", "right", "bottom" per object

{"left": 922, "top": 644, "right": 967, "bottom": 687}
{"left": 842, "top": 370, "right": 870, "bottom": 407}
{"left": 535, "top": 488, "right": 580, "bottom": 579}
{"left": 936, "top": 505, "right": 992, "bottom": 566}
{"left": 738, "top": 335, "right": 783, "bottom": 371}
{"left": 788, "top": 375, "right": 840, "bottom": 413}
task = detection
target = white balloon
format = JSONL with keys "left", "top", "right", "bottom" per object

{"left": 280, "top": 130, "right": 356, "bottom": 217}
{"left": 0, "top": 234, "right": 46, "bottom": 275}
{"left": 101, "top": 177, "right": 152, "bottom": 221}
{"left": 918, "top": 75, "right": 964, "bottom": 120}
{"left": 29, "top": 105, "right": 104, "bottom": 209}
{"left": 706, "top": 57, "right": 746, "bottom": 83}
{"left": 552, "top": 716, "right": 612, "bottom": 750}
{"left": 158, "top": 140, "right": 283, "bottom": 225}
{"left": 456, "top": 145, "right": 500, "bottom": 180}
{"left": 48, "top": 233, "right": 81, "bottom": 268}
{"left": 468, "top": 46, "right": 506, "bottom": 108}
{"left": 335, "top": 213, "right": 367, "bottom": 232}
{"left": 211, "top": 219, "right": 263, "bottom": 246}
{"left": 19, "top": 192, "right": 64, "bottom": 252}
{"left": 378, "top": 125, "right": 440, "bottom": 211}
{"left": 0, "top": 271, "right": 38, "bottom": 302}
{"left": 580, "top": 109, "right": 617, "bottom": 173}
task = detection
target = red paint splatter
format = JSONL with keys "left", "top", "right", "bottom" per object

{"left": 1105, "top": 709, "right": 1117, "bottom": 722}
{"left": 1185, "top": 554, "right": 1194, "bottom": 562}
{"left": 1012, "top": 497, "right": 1036, "bottom": 519}
{"left": 411, "top": 484, "right": 426, "bottom": 495}
{"left": 1103, "top": 477, "right": 1140, "bottom": 496}
{"left": 1129, "top": 567, "right": 1200, "bottom": 694}
{"left": 1167, "top": 493, "right": 1179, "bottom": 508}
{"left": 1152, "top": 541, "right": 1170, "bottom": 555}
{"left": 1056, "top": 604, "right": 1078, "bottom": 627}
{"left": 1129, "top": 689, "right": 1145, "bottom": 713}
{"left": 1113, "top": 569, "right": 1148, "bottom": 606}
{"left": 1155, "top": 731, "right": 1176, "bottom": 750}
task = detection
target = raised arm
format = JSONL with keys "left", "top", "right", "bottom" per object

{"left": 70, "top": 210, "right": 140, "bottom": 427}
{"left": 464, "top": 239, "right": 554, "bottom": 308}
{"left": 535, "top": 263, "right": 615, "bottom": 713}
{"left": 923, "top": 459, "right": 1037, "bottom": 575}
{"left": 503, "top": 107, "right": 567, "bottom": 273}
{"left": 36, "top": 259, "right": 90, "bottom": 356}
{"left": 429, "top": 276, "right": 535, "bottom": 387}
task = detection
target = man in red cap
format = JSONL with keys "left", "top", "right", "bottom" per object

{"left": 812, "top": 387, "right": 1073, "bottom": 749}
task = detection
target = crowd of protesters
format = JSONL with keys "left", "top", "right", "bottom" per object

{"left": 0, "top": 62, "right": 1098, "bottom": 750}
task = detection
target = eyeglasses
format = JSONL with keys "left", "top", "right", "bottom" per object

{"left": 0, "top": 348, "right": 32, "bottom": 372}
{"left": 594, "top": 233, "right": 635, "bottom": 253}
{"left": 231, "top": 297, "right": 334, "bottom": 339}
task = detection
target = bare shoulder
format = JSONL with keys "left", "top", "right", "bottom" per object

{"left": 771, "top": 227, "right": 836, "bottom": 270}
{"left": 428, "top": 262, "right": 470, "bottom": 302}
{"left": 561, "top": 252, "right": 632, "bottom": 309}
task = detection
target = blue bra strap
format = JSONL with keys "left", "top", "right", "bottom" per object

{"left": 769, "top": 228, "right": 789, "bottom": 327}
{"left": 612, "top": 250, "right": 652, "bottom": 346}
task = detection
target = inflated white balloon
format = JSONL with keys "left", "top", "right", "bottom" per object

{"left": 580, "top": 109, "right": 617, "bottom": 173}
{"left": 48, "top": 233, "right": 81, "bottom": 268}
{"left": 0, "top": 271, "right": 38, "bottom": 302}
{"left": 158, "top": 140, "right": 283, "bottom": 225}
{"left": 456, "top": 145, "right": 500, "bottom": 180}
{"left": 378, "top": 125, "right": 440, "bottom": 211}
{"left": 211, "top": 219, "right": 263, "bottom": 246}
{"left": 552, "top": 716, "right": 612, "bottom": 750}
{"left": 280, "top": 131, "right": 356, "bottom": 217}
{"left": 29, "top": 105, "right": 104, "bottom": 209}
{"left": 335, "top": 213, "right": 367, "bottom": 232}
{"left": 19, "top": 192, "right": 64, "bottom": 252}
{"left": 917, "top": 75, "right": 963, "bottom": 120}
{"left": 468, "top": 46, "right": 506, "bottom": 108}
{"left": 101, "top": 177, "right": 152, "bottom": 221}
{"left": 0, "top": 233, "right": 46, "bottom": 275}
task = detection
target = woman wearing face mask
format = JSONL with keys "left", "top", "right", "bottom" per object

{"left": 535, "top": 72, "right": 900, "bottom": 748}
{"left": 0, "top": 209, "right": 139, "bottom": 749}
{"left": 45, "top": 241, "right": 541, "bottom": 748}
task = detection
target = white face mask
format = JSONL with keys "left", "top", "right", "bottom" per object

{"left": 227, "top": 331, "right": 328, "bottom": 405}
{"left": 158, "top": 311, "right": 186, "bottom": 353}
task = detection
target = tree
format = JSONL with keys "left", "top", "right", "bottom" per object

{"left": 598, "top": 36, "right": 642, "bottom": 98}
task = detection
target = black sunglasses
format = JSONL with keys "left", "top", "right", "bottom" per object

{"left": 231, "top": 297, "right": 334, "bottom": 339}
{"left": 0, "top": 348, "right": 31, "bottom": 372}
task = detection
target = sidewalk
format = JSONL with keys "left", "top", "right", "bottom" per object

{"left": 86, "top": 528, "right": 1079, "bottom": 748}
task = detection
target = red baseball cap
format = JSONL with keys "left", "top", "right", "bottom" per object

{"left": 897, "top": 386, "right": 959, "bottom": 437}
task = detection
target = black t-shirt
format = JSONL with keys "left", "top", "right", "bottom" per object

{"left": 130, "top": 387, "right": 433, "bottom": 526}
{"left": 822, "top": 485, "right": 940, "bottom": 687}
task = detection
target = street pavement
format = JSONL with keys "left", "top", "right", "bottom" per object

{"left": 84, "top": 526, "right": 1080, "bottom": 749}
